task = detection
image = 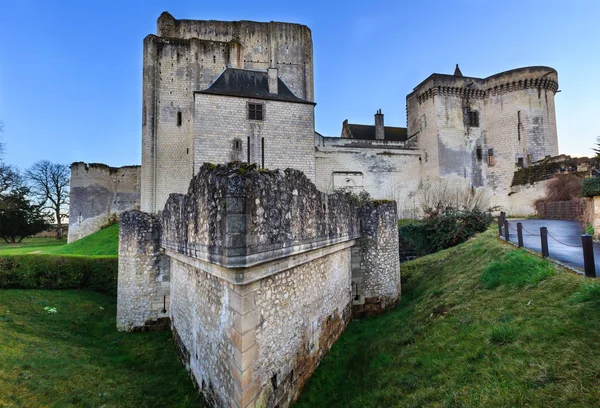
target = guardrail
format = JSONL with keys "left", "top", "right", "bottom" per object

{"left": 497, "top": 212, "right": 596, "bottom": 278}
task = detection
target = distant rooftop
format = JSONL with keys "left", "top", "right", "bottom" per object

{"left": 197, "top": 68, "right": 315, "bottom": 105}
{"left": 346, "top": 124, "right": 408, "bottom": 142}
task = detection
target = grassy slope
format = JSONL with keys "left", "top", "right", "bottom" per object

{"left": 0, "top": 224, "right": 119, "bottom": 257}
{"left": 47, "top": 224, "right": 118, "bottom": 256}
{"left": 296, "top": 229, "right": 600, "bottom": 407}
{"left": 0, "top": 289, "right": 203, "bottom": 407}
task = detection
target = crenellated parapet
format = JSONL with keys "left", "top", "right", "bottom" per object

{"left": 413, "top": 66, "right": 559, "bottom": 104}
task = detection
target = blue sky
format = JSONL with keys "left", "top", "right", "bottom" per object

{"left": 1, "top": 0, "right": 599, "bottom": 170}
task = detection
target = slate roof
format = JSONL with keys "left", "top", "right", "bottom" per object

{"left": 197, "top": 68, "right": 315, "bottom": 105}
{"left": 347, "top": 124, "right": 408, "bottom": 142}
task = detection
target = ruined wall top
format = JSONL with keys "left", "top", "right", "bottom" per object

{"left": 156, "top": 11, "right": 312, "bottom": 40}
{"left": 160, "top": 162, "right": 361, "bottom": 271}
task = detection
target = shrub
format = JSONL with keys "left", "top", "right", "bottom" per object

{"left": 581, "top": 177, "right": 600, "bottom": 197}
{"left": 479, "top": 250, "right": 555, "bottom": 289}
{"left": 0, "top": 254, "right": 117, "bottom": 295}
{"left": 398, "top": 207, "right": 494, "bottom": 255}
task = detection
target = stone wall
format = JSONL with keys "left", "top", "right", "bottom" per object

{"left": 315, "top": 134, "right": 421, "bottom": 219}
{"left": 68, "top": 162, "right": 140, "bottom": 243}
{"left": 506, "top": 179, "right": 549, "bottom": 216}
{"left": 117, "top": 210, "right": 170, "bottom": 331}
{"left": 193, "top": 95, "right": 316, "bottom": 183}
{"left": 118, "top": 163, "right": 400, "bottom": 407}
{"left": 141, "top": 12, "right": 314, "bottom": 213}
{"left": 352, "top": 202, "right": 402, "bottom": 317}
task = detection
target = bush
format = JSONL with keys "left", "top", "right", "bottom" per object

{"left": 398, "top": 207, "right": 494, "bottom": 255}
{"left": 581, "top": 177, "right": 600, "bottom": 197}
{"left": 0, "top": 254, "right": 117, "bottom": 295}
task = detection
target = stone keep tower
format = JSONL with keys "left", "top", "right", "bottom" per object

{"left": 406, "top": 66, "right": 559, "bottom": 207}
{"left": 141, "top": 12, "right": 315, "bottom": 213}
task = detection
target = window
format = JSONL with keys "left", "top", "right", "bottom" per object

{"left": 517, "top": 157, "right": 524, "bottom": 168}
{"left": 488, "top": 149, "right": 495, "bottom": 166}
{"left": 248, "top": 103, "right": 264, "bottom": 120}
{"left": 177, "top": 111, "right": 182, "bottom": 126}
{"left": 233, "top": 139, "right": 241, "bottom": 150}
{"left": 467, "top": 110, "right": 479, "bottom": 127}
{"left": 476, "top": 146, "right": 482, "bottom": 161}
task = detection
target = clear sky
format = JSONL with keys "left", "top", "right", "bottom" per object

{"left": 1, "top": 0, "right": 599, "bottom": 170}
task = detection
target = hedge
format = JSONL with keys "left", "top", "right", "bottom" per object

{"left": 581, "top": 177, "right": 600, "bottom": 198}
{"left": 0, "top": 254, "right": 118, "bottom": 295}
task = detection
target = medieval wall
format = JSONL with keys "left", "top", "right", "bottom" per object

{"left": 68, "top": 162, "right": 140, "bottom": 243}
{"left": 141, "top": 12, "right": 314, "bottom": 213}
{"left": 118, "top": 163, "right": 400, "bottom": 407}
{"left": 117, "top": 210, "right": 170, "bottom": 331}
{"left": 506, "top": 180, "right": 549, "bottom": 216}
{"left": 315, "top": 135, "right": 421, "bottom": 218}
{"left": 352, "top": 202, "right": 401, "bottom": 318}
{"left": 193, "top": 94, "right": 316, "bottom": 182}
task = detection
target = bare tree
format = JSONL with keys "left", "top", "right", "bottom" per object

{"left": 0, "top": 121, "right": 21, "bottom": 196}
{"left": 25, "top": 161, "right": 69, "bottom": 239}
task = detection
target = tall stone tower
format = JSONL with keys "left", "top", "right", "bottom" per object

{"left": 141, "top": 12, "right": 314, "bottom": 212}
{"left": 406, "top": 66, "right": 559, "bottom": 207}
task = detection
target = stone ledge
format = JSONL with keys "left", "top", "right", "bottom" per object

{"left": 165, "top": 239, "right": 356, "bottom": 285}
{"left": 162, "top": 234, "right": 359, "bottom": 269}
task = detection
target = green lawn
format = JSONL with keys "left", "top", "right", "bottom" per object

{"left": 296, "top": 229, "right": 600, "bottom": 407}
{"left": 0, "top": 224, "right": 118, "bottom": 257}
{"left": 0, "top": 289, "right": 203, "bottom": 407}
{"left": 0, "top": 237, "right": 67, "bottom": 255}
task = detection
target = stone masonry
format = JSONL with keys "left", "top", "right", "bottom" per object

{"left": 68, "top": 162, "right": 140, "bottom": 243}
{"left": 141, "top": 12, "right": 314, "bottom": 213}
{"left": 117, "top": 163, "right": 400, "bottom": 407}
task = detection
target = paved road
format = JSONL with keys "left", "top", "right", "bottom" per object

{"left": 503, "top": 219, "right": 600, "bottom": 276}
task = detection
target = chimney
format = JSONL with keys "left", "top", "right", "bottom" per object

{"left": 375, "top": 109, "right": 384, "bottom": 140}
{"left": 268, "top": 68, "right": 278, "bottom": 94}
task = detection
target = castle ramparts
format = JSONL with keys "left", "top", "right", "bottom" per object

{"left": 117, "top": 163, "right": 400, "bottom": 407}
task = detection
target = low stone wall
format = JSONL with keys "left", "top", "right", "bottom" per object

{"left": 117, "top": 163, "right": 400, "bottom": 408}
{"left": 506, "top": 180, "right": 549, "bottom": 216}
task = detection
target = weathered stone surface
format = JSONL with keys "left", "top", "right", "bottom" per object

{"left": 68, "top": 162, "right": 140, "bottom": 243}
{"left": 118, "top": 163, "right": 400, "bottom": 408}
{"left": 117, "top": 210, "right": 169, "bottom": 331}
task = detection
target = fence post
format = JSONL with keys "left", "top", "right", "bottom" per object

{"left": 497, "top": 215, "right": 503, "bottom": 236}
{"left": 517, "top": 222, "right": 523, "bottom": 248}
{"left": 503, "top": 220, "right": 510, "bottom": 242}
{"left": 540, "top": 227, "right": 549, "bottom": 258}
{"left": 581, "top": 234, "right": 596, "bottom": 278}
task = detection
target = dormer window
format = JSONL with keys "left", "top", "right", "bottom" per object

{"left": 248, "top": 103, "right": 264, "bottom": 120}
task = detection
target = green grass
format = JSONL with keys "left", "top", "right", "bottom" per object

{"left": 0, "top": 289, "right": 203, "bottom": 407}
{"left": 47, "top": 224, "right": 118, "bottom": 256}
{"left": 295, "top": 228, "right": 600, "bottom": 407}
{"left": 0, "top": 237, "right": 67, "bottom": 255}
{"left": 0, "top": 224, "right": 118, "bottom": 257}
